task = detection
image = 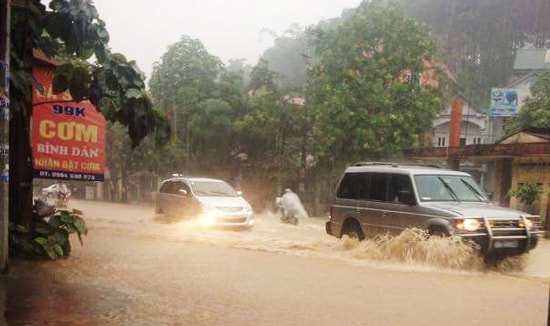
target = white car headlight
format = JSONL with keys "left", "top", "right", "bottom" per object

{"left": 199, "top": 215, "right": 216, "bottom": 227}
{"left": 198, "top": 203, "right": 218, "bottom": 227}
{"left": 243, "top": 203, "right": 253, "bottom": 213}
{"left": 200, "top": 202, "right": 216, "bottom": 212}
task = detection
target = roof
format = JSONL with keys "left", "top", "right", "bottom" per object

{"left": 162, "top": 176, "right": 226, "bottom": 183}
{"left": 440, "top": 94, "right": 485, "bottom": 115}
{"left": 345, "top": 163, "right": 469, "bottom": 176}
{"left": 32, "top": 49, "right": 62, "bottom": 67}
{"left": 513, "top": 49, "right": 550, "bottom": 71}
{"left": 506, "top": 71, "right": 541, "bottom": 88}
{"left": 498, "top": 127, "right": 550, "bottom": 144}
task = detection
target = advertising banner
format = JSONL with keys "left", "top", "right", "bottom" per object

{"left": 32, "top": 66, "right": 106, "bottom": 181}
{"left": 490, "top": 88, "right": 519, "bottom": 117}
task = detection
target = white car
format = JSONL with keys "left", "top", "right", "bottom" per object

{"left": 155, "top": 176, "right": 254, "bottom": 229}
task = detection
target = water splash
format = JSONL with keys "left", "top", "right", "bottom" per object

{"left": 330, "top": 228, "right": 526, "bottom": 272}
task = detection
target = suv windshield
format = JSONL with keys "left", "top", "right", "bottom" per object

{"left": 190, "top": 180, "right": 238, "bottom": 197}
{"left": 414, "top": 175, "right": 488, "bottom": 202}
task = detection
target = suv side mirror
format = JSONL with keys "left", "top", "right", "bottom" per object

{"left": 397, "top": 190, "right": 415, "bottom": 205}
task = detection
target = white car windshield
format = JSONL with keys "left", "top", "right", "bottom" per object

{"left": 190, "top": 181, "right": 239, "bottom": 197}
{"left": 414, "top": 175, "right": 488, "bottom": 202}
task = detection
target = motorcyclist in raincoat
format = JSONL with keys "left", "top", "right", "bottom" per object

{"left": 276, "top": 188, "right": 308, "bottom": 225}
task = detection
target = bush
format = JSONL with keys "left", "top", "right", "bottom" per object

{"left": 9, "top": 205, "right": 88, "bottom": 260}
{"left": 507, "top": 183, "right": 543, "bottom": 207}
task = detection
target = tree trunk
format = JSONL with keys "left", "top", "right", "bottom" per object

{"left": 9, "top": 95, "right": 34, "bottom": 229}
{"left": 9, "top": 0, "right": 35, "bottom": 236}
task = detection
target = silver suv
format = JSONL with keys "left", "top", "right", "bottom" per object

{"left": 325, "top": 163, "right": 544, "bottom": 257}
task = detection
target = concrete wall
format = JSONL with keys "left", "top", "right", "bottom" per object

{"left": 510, "top": 158, "right": 550, "bottom": 222}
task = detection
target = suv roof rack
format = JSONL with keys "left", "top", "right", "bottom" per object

{"left": 414, "top": 163, "right": 442, "bottom": 168}
{"left": 352, "top": 162, "right": 444, "bottom": 169}
{"left": 353, "top": 162, "right": 398, "bottom": 167}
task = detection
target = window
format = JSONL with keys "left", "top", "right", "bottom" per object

{"left": 173, "top": 181, "right": 190, "bottom": 194}
{"left": 336, "top": 173, "right": 367, "bottom": 199}
{"left": 190, "top": 180, "right": 238, "bottom": 197}
{"left": 415, "top": 175, "right": 487, "bottom": 202}
{"left": 159, "top": 181, "right": 174, "bottom": 194}
{"left": 437, "top": 137, "right": 446, "bottom": 147}
{"left": 337, "top": 172, "right": 408, "bottom": 202}
{"left": 367, "top": 173, "right": 388, "bottom": 201}
{"left": 388, "top": 174, "right": 413, "bottom": 203}
{"left": 472, "top": 137, "right": 482, "bottom": 144}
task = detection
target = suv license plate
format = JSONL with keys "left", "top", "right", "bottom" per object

{"left": 494, "top": 240, "right": 519, "bottom": 248}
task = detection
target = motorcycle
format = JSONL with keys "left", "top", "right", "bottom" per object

{"left": 280, "top": 210, "right": 299, "bottom": 225}
{"left": 275, "top": 195, "right": 299, "bottom": 225}
{"left": 41, "top": 183, "right": 71, "bottom": 208}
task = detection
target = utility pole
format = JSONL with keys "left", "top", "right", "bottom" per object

{"left": 0, "top": 0, "right": 10, "bottom": 273}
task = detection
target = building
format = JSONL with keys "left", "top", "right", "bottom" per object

{"left": 407, "top": 49, "right": 550, "bottom": 223}
{"left": 431, "top": 95, "right": 487, "bottom": 148}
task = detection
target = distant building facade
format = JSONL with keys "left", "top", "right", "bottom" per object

{"left": 431, "top": 95, "right": 488, "bottom": 148}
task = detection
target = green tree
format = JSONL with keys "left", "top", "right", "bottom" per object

{"left": 261, "top": 24, "right": 313, "bottom": 88}
{"left": 235, "top": 60, "right": 309, "bottom": 200}
{"left": 225, "top": 58, "right": 252, "bottom": 90}
{"left": 505, "top": 72, "right": 550, "bottom": 133}
{"left": 390, "top": 0, "right": 550, "bottom": 106}
{"left": 247, "top": 58, "right": 278, "bottom": 92}
{"left": 148, "top": 36, "right": 256, "bottom": 180}
{"left": 508, "top": 182, "right": 543, "bottom": 207}
{"left": 306, "top": 3, "right": 446, "bottom": 168}
{"left": 148, "top": 36, "right": 224, "bottom": 173}
{"left": 9, "top": 1, "right": 169, "bottom": 228}
{"left": 188, "top": 98, "right": 236, "bottom": 178}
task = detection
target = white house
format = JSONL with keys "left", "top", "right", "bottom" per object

{"left": 431, "top": 95, "right": 488, "bottom": 148}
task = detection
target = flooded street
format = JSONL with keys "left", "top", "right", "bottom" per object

{"left": 1, "top": 199, "right": 549, "bottom": 325}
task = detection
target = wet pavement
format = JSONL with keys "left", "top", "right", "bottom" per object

{"left": 0, "top": 199, "right": 548, "bottom": 325}
{"left": 1, "top": 260, "right": 97, "bottom": 325}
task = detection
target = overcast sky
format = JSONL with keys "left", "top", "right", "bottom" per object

{"left": 90, "top": 0, "right": 363, "bottom": 81}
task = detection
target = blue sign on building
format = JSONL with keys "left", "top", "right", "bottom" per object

{"left": 490, "top": 88, "right": 519, "bottom": 117}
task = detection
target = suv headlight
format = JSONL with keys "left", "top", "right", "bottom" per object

{"left": 519, "top": 218, "right": 533, "bottom": 230}
{"left": 456, "top": 218, "right": 482, "bottom": 231}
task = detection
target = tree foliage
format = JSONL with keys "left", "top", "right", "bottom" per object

{"left": 11, "top": 0, "right": 169, "bottom": 147}
{"left": 148, "top": 36, "right": 246, "bottom": 177}
{"left": 389, "top": 0, "right": 550, "bottom": 106}
{"left": 306, "top": 3, "right": 446, "bottom": 166}
{"left": 505, "top": 72, "right": 550, "bottom": 133}
{"left": 260, "top": 24, "right": 313, "bottom": 88}
{"left": 9, "top": 0, "right": 170, "bottom": 227}
{"left": 508, "top": 182, "right": 543, "bottom": 207}
{"left": 236, "top": 56, "right": 310, "bottom": 183}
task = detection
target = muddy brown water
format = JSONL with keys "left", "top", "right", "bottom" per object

{"left": 2, "top": 260, "right": 99, "bottom": 325}
{"left": 1, "top": 199, "right": 548, "bottom": 325}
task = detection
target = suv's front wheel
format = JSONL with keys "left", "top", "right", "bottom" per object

{"left": 341, "top": 220, "right": 364, "bottom": 240}
{"left": 428, "top": 226, "right": 450, "bottom": 237}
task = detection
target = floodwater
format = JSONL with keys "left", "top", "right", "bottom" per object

{"left": 1, "top": 199, "right": 548, "bottom": 325}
